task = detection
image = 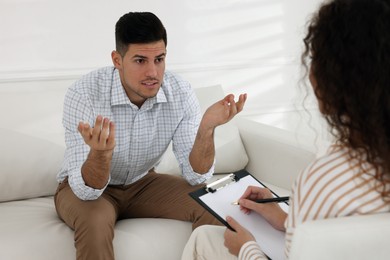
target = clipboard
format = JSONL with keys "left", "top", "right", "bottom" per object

{"left": 189, "top": 170, "right": 288, "bottom": 260}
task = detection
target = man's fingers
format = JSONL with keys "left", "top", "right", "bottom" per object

{"left": 99, "top": 117, "right": 111, "bottom": 142}
{"left": 226, "top": 93, "right": 247, "bottom": 119}
{"left": 91, "top": 115, "right": 103, "bottom": 142}
{"left": 78, "top": 122, "right": 92, "bottom": 140}
{"left": 78, "top": 116, "right": 116, "bottom": 150}
{"left": 236, "top": 94, "right": 247, "bottom": 113}
{"left": 223, "top": 94, "right": 234, "bottom": 103}
{"left": 228, "top": 98, "right": 238, "bottom": 118}
{"left": 106, "top": 121, "right": 116, "bottom": 147}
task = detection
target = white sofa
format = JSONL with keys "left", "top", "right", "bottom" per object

{"left": 0, "top": 80, "right": 389, "bottom": 260}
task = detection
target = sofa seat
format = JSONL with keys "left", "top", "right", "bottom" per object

{"left": 0, "top": 197, "right": 76, "bottom": 259}
{"left": 0, "top": 197, "right": 191, "bottom": 260}
{"left": 0, "top": 179, "right": 290, "bottom": 260}
{"left": 0, "top": 184, "right": 289, "bottom": 260}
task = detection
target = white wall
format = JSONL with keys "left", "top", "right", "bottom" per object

{"left": 0, "top": 0, "right": 327, "bottom": 139}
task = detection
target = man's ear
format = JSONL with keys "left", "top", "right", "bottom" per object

{"left": 111, "top": 51, "right": 122, "bottom": 69}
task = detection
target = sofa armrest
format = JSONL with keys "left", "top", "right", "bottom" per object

{"left": 289, "top": 213, "right": 390, "bottom": 260}
{"left": 235, "top": 117, "right": 316, "bottom": 191}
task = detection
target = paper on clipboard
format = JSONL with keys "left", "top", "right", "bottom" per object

{"left": 190, "top": 170, "right": 288, "bottom": 260}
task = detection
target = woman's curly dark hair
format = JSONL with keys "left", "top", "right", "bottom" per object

{"left": 302, "top": 0, "right": 390, "bottom": 196}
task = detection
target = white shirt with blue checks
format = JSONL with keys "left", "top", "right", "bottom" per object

{"left": 57, "top": 66, "right": 214, "bottom": 200}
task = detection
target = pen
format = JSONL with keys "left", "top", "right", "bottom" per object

{"left": 231, "top": 196, "right": 289, "bottom": 205}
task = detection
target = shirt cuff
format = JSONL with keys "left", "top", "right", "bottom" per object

{"left": 69, "top": 171, "right": 110, "bottom": 201}
{"left": 185, "top": 159, "right": 215, "bottom": 185}
{"left": 238, "top": 241, "right": 268, "bottom": 260}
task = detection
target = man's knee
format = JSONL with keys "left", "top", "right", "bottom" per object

{"left": 74, "top": 202, "right": 116, "bottom": 233}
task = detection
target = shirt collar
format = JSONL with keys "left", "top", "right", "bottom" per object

{"left": 111, "top": 69, "right": 168, "bottom": 108}
{"left": 111, "top": 69, "right": 130, "bottom": 106}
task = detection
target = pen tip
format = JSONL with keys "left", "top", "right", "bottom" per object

{"left": 231, "top": 201, "right": 239, "bottom": 205}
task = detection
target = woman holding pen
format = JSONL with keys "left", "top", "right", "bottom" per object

{"left": 182, "top": 0, "right": 390, "bottom": 259}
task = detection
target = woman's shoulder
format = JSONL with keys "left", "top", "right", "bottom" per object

{"left": 300, "top": 144, "right": 351, "bottom": 182}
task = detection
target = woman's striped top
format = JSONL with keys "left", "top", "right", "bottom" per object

{"left": 239, "top": 145, "right": 390, "bottom": 260}
{"left": 284, "top": 145, "right": 390, "bottom": 258}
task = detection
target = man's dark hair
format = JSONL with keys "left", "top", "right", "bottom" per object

{"left": 115, "top": 12, "right": 167, "bottom": 56}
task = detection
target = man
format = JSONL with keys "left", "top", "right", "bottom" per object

{"left": 55, "top": 12, "right": 247, "bottom": 260}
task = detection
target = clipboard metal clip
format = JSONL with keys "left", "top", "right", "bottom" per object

{"left": 205, "top": 173, "right": 239, "bottom": 193}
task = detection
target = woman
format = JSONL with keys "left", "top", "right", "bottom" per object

{"left": 182, "top": 0, "right": 390, "bottom": 259}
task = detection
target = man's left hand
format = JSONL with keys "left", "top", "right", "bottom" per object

{"left": 200, "top": 93, "right": 247, "bottom": 131}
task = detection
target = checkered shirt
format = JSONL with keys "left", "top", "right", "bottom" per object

{"left": 57, "top": 66, "right": 213, "bottom": 200}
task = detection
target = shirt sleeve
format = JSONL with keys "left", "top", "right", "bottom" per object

{"left": 171, "top": 87, "right": 215, "bottom": 185}
{"left": 59, "top": 88, "right": 110, "bottom": 200}
{"left": 239, "top": 241, "right": 268, "bottom": 260}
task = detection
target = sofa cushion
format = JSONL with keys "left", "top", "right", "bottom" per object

{"left": 155, "top": 85, "right": 249, "bottom": 175}
{"left": 0, "top": 197, "right": 192, "bottom": 260}
{"left": 0, "top": 129, "right": 64, "bottom": 202}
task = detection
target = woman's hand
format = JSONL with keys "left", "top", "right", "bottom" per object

{"left": 238, "top": 186, "right": 287, "bottom": 231}
{"left": 224, "top": 216, "right": 255, "bottom": 256}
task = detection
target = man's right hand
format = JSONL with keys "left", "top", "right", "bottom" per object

{"left": 78, "top": 115, "right": 116, "bottom": 189}
{"left": 78, "top": 115, "right": 116, "bottom": 151}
